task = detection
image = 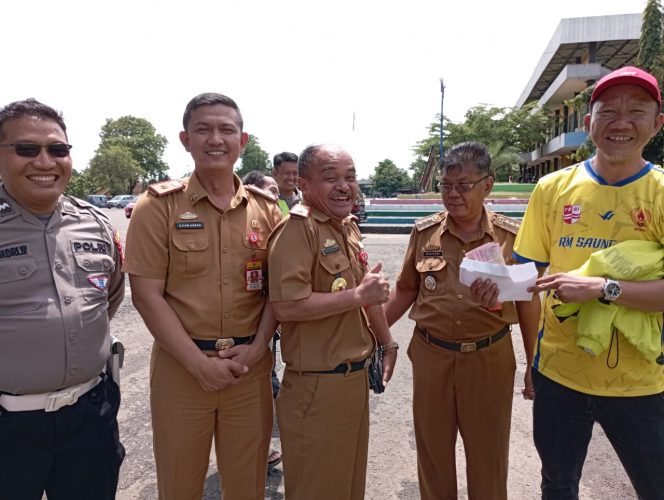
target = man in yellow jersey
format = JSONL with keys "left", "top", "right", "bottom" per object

{"left": 514, "top": 66, "right": 664, "bottom": 499}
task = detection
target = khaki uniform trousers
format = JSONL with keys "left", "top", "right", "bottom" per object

{"left": 276, "top": 367, "right": 370, "bottom": 500}
{"left": 408, "top": 328, "right": 516, "bottom": 500}
{"left": 150, "top": 343, "right": 273, "bottom": 500}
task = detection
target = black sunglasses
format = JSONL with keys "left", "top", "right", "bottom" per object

{"left": 0, "top": 143, "right": 72, "bottom": 158}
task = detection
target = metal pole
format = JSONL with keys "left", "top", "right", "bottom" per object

{"left": 439, "top": 77, "right": 445, "bottom": 160}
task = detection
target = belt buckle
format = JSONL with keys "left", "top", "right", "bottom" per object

{"left": 215, "top": 338, "right": 235, "bottom": 351}
{"left": 460, "top": 342, "right": 477, "bottom": 353}
{"left": 45, "top": 388, "right": 79, "bottom": 412}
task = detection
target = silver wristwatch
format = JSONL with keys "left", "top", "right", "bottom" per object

{"left": 600, "top": 279, "right": 621, "bottom": 303}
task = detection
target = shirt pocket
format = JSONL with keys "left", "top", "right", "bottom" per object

{"left": 318, "top": 252, "right": 352, "bottom": 292}
{"left": 171, "top": 233, "right": 209, "bottom": 278}
{"left": 0, "top": 258, "right": 42, "bottom": 315}
{"left": 415, "top": 257, "right": 447, "bottom": 296}
{"left": 73, "top": 253, "right": 116, "bottom": 303}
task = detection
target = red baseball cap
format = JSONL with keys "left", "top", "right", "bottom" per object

{"left": 590, "top": 66, "right": 661, "bottom": 108}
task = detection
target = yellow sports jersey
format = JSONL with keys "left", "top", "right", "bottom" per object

{"left": 514, "top": 160, "right": 664, "bottom": 396}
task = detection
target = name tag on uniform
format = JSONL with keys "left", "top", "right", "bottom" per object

{"left": 423, "top": 250, "right": 443, "bottom": 257}
{"left": 175, "top": 221, "right": 204, "bottom": 230}
{"left": 71, "top": 241, "right": 110, "bottom": 254}
{"left": 0, "top": 243, "right": 29, "bottom": 260}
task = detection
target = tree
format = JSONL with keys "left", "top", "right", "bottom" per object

{"left": 411, "top": 103, "right": 552, "bottom": 183}
{"left": 371, "top": 159, "right": 410, "bottom": 197}
{"left": 65, "top": 168, "right": 97, "bottom": 199}
{"left": 98, "top": 116, "right": 169, "bottom": 191}
{"left": 637, "top": 0, "right": 664, "bottom": 166}
{"left": 236, "top": 135, "right": 271, "bottom": 177}
{"left": 87, "top": 145, "right": 144, "bottom": 195}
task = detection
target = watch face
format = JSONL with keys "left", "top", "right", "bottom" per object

{"left": 605, "top": 281, "right": 621, "bottom": 300}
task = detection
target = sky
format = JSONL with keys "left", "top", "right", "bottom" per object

{"left": 2, "top": 0, "right": 648, "bottom": 181}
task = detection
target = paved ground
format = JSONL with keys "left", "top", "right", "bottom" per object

{"left": 105, "top": 209, "right": 636, "bottom": 499}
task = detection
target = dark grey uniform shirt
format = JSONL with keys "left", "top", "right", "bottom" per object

{"left": 0, "top": 186, "right": 125, "bottom": 394}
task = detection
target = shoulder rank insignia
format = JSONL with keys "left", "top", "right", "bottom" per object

{"left": 245, "top": 184, "right": 277, "bottom": 202}
{"left": 148, "top": 180, "right": 186, "bottom": 197}
{"left": 492, "top": 214, "right": 521, "bottom": 235}
{"left": 289, "top": 204, "right": 310, "bottom": 218}
{"left": 0, "top": 198, "right": 16, "bottom": 217}
{"left": 415, "top": 212, "right": 444, "bottom": 232}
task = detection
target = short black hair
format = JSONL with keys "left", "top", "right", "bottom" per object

{"left": 273, "top": 151, "right": 299, "bottom": 170}
{"left": 439, "top": 141, "right": 494, "bottom": 177}
{"left": 0, "top": 98, "right": 67, "bottom": 142}
{"left": 182, "top": 93, "right": 243, "bottom": 131}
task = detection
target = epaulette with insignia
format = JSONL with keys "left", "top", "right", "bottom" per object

{"left": 415, "top": 212, "right": 444, "bottom": 232}
{"left": 289, "top": 204, "right": 310, "bottom": 218}
{"left": 245, "top": 184, "right": 277, "bottom": 202}
{"left": 492, "top": 214, "right": 521, "bottom": 235}
{"left": 148, "top": 180, "right": 186, "bottom": 197}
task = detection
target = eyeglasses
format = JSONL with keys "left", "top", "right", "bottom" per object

{"left": 0, "top": 143, "right": 72, "bottom": 158}
{"left": 438, "top": 175, "right": 491, "bottom": 194}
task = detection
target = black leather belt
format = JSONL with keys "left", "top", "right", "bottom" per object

{"left": 308, "top": 359, "right": 370, "bottom": 374}
{"left": 416, "top": 325, "right": 510, "bottom": 353}
{"left": 192, "top": 335, "right": 255, "bottom": 351}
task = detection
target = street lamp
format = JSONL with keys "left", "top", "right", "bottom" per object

{"left": 439, "top": 77, "right": 445, "bottom": 160}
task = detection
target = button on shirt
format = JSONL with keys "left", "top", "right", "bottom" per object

{"left": 268, "top": 207, "right": 374, "bottom": 372}
{"left": 122, "top": 173, "right": 282, "bottom": 339}
{"left": 0, "top": 187, "right": 125, "bottom": 394}
{"left": 396, "top": 209, "right": 518, "bottom": 340}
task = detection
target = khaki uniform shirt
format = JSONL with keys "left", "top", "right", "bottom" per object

{"left": 397, "top": 209, "right": 519, "bottom": 340}
{"left": 268, "top": 206, "right": 374, "bottom": 372}
{"left": 0, "top": 186, "right": 125, "bottom": 394}
{"left": 123, "top": 173, "right": 282, "bottom": 339}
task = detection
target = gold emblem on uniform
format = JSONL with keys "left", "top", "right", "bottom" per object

{"left": 424, "top": 275, "right": 437, "bottom": 291}
{"left": 324, "top": 239, "right": 336, "bottom": 248}
{"left": 331, "top": 277, "right": 347, "bottom": 292}
{"left": 251, "top": 219, "right": 260, "bottom": 229}
{"left": 179, "top": 211, "right": 198, "bottom": 220}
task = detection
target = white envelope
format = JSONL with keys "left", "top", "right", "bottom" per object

{"left": 459, "top": 258, "right": 537, "bottom": 301}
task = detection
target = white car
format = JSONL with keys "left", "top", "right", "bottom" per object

{"left": 107, "top": 195, "right": 136, "bottom": 208}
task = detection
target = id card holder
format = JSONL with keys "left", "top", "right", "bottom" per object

{"left": 245, "top": 258, "right": 263, "bottom": 292}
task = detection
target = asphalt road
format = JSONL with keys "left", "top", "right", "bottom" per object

{"left": 103, "top": 208, "right": 636, "bottom": 499}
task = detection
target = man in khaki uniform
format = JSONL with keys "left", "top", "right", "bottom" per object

{"left": 268, "top": 144, "right": 398, "bottom": 500}
{"left": 385, "top": 142, "right": 540, "bottom": 500}
{"left": 124, "top": 93, "right": 282, "bottom": 499}
{"left": 0, "top": 99, "right": 125, "bottom": 499}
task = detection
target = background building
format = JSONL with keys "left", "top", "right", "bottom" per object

{"left": 517, "top": 14, "right": 642, "bottom": 181}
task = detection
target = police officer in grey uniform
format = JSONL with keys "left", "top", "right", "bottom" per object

{"left": 0, "top": 99, "right": 125, "bottom": 500}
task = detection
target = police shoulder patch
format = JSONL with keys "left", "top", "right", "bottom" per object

{"left": 415, "top": 212, "right": 444, "bottom": 232}
{"left": 289, "top": 204, "right": 310, "bottom": 218}
{"left": 492, "top": 214, "right": 521, "bottom": 235}
{"left": 148, "top": 180, "right": 186, "bottom": 197}
{"left": 245, "top": 184, "right": 277, "bottom": 202}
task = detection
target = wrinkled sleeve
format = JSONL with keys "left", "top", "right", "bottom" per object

{"left": 269, "top": 218, "right": 316, "bottom": 301}
{"left": 395, "top": 227, "right": 420, "bottom": 290}
{"left": 513, "top": 182, "right": 550, "bottom": 266}
{"left": 122, "top": 195, "right": 170, "bottom": 279}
